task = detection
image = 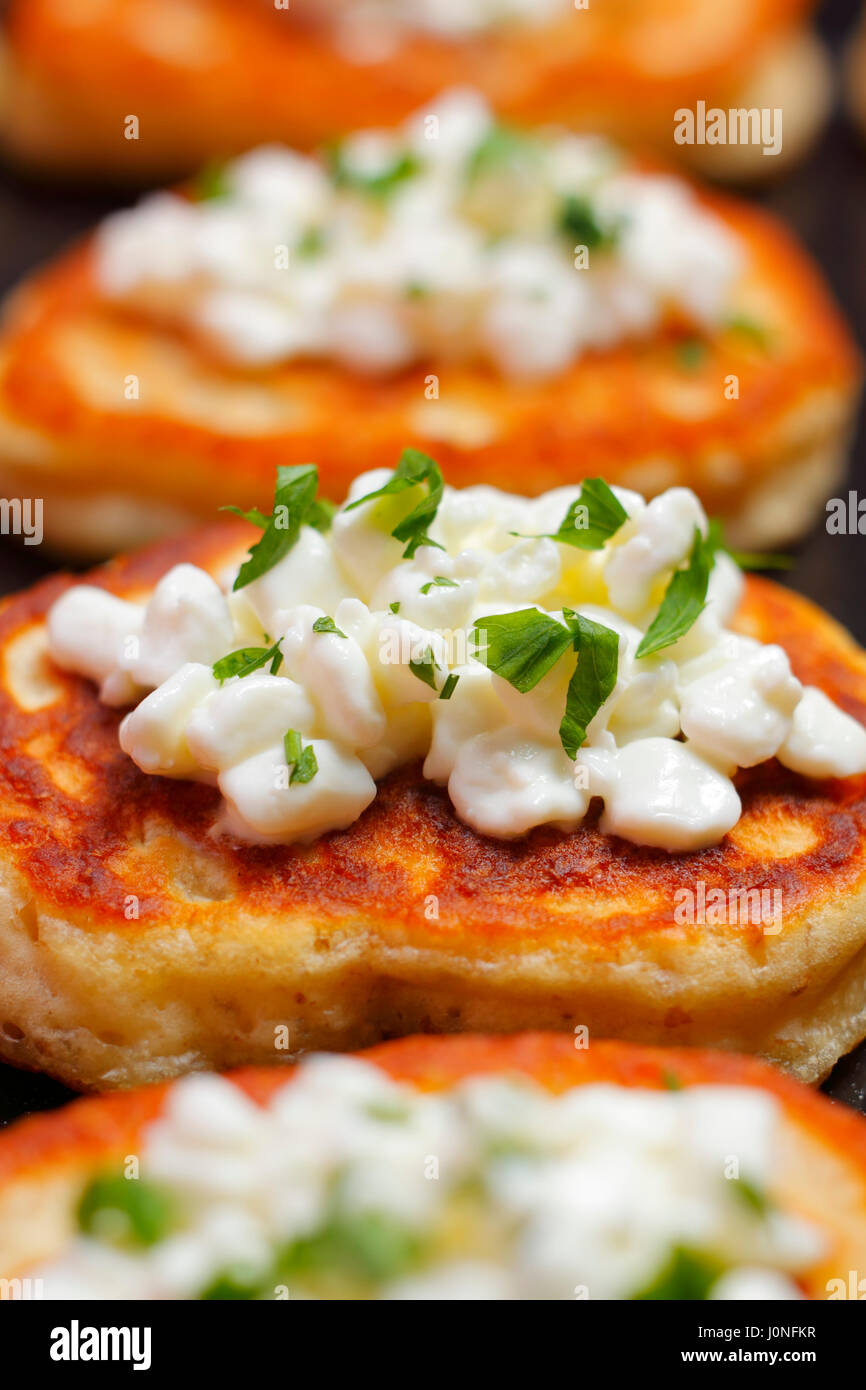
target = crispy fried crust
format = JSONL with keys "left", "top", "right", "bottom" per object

{"left": 0, "top": 1, "right": 826, "bottom": 180}
{"left": 0, "top": 527, "right": 866, "bottom": 1089}
{"left": 1, "top": 1034, "right": 866, "bottom": 1295}
{"left": 0, "top": 191, "right": 858, "bottom": 556}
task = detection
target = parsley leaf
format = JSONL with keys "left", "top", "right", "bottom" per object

{"left": 439, "top": 673, "right": 459, "bottom": 701}
{"left": 514, "top": 478, "right": 628, "bottom": 551}
{"left": 471, "top": 609, "right": 574, "bottom": 693}
{"left": 408, "top": 645, "right": 439, "bottom": 691}
{"left": 306, "top": 497, "right": 337, "bottom": 534}
{"left": 676, "top": 337, "right": 707, "bottom": 370}
{"left": 78, "top": 1174, "right": 174, "bottom": 1249}
{"left": 419, "top": 576, "right": 459, "bottom": 594}
{"left": 344, "top": 448, "right": 445, "bottom": 559}
{"left": 284, "top": 729, "right": 318, "bottom": 785}
{"left": 465, "top": 124, "right": 539, "bottom": 182}
{"left": 730, "top": 1175, "right": 769, "bottom": 1217}
{"left": 389, "top": 601, "right": 401, "bottom": 614}
{"left": 227, "top": 464, "right": 330, "bottom": 590}
{"left": 558, "top": 194, "right": 618, "bottom": 250}
{"left": 559, "top": 612, "right": 619, "bottom": 758}
{"left": 472, "top": 607, "right": 619, "bottom": 756}
{"left": 633, "top": 1246, "right": 722, "bottom": 1301}
{"left": 724, "top": 313, "right": 768, "bottom": 348}
{"left": 191, "top": 159, "right": 231, "bottom": 201}
{"left": 328, "top": 143, "right": 419, "bottom": 198}
{"left": 312, "top": 616, "right": 346, "bottom": 638}
{"left": 213, "top": 642, "right": 283, "bottom": 683}
{"left": 635, "top": 526, "right": 714, "bottom": 659}
{"left": 296, "top": 227, "right": 325, "bottom": 258}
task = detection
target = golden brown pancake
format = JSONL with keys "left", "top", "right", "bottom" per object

{"left": 2, "top": 1034, "right": 866, "bottom": 1296}
{"left": 0, "top": 189, "right": 858, "bottom": 557}
{"left": 0, "top": 525, "right": 865, "bottom": 1090}
{"left": 0, "top": 0, "right": 830, "bottom": 182}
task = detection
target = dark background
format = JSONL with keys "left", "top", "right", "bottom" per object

{"left": 0, "top": 0, "right": 865, "bottom": 1123}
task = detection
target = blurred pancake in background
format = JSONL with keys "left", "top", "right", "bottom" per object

{"left": 2, "top": 1036, "right": 866, "bottom": 1298}
{"left": 0, "top": 95, "right": 857, "bottom": 556}
{"left": 0, "top": 0, "right": 832, "bottom": 183}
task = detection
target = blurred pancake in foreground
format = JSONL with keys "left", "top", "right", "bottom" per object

{"left": 0, "top": 0, "right": 831, "bottom": 182}
{"left": 0, "top": 95, "right": 857, "bottom": 556}
{"left": 1, "top": 465, "right": 866, "bottom": 1091}
{"left": 1, "top": 1036, "right": 865, "bottom": 1299}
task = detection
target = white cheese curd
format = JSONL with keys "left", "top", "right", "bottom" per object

{"left": 576, "top": 739, "right": 742, "bottom": 851}
{"left": 778, "top": 686, "right": 866, "bottom": 779}
{"left": 47, "top": 586, "right": 144, "bottom": 707}
{"left": 185, "top": 673, "right": 318, "bottom": 772}
{"left": 119, "top": 663, "right": 219, "bottom": 779}
{"left": 678, "top": 635, "right": 802, "bottom": 772}
{"left": 45, "top": 464, "right": 866, "bottom": 850}
{"left": 93, "top": 90, "right": 743, "bottom": 379}
{"left": 125, "top": 564, "right": 234, "bottom": 689}
{"left": 32, "top": 1056, "right": 822, "bottom": 1301}
{"left": 605, "top": 487, "right": 707, "bottom": 617}
{"left": 218, "top": 741, "right": 376, "bottom": 844}
{"left": 449, "top": 729, "right": 589, "bottom": 838}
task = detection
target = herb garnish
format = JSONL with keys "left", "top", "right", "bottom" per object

{"left": 513, "top": 477, "right": 628, "bottom": 551}
{"left": 213, "top": 642, "right": 283, "bottom": 683}
{"left": 312, "top": 616, "right": 347, "bottom": 638}
{"left": 471, "top": 607, "right": 619, "bottom": 757}
{"left": 328, "top": 143, "right": 420, "bottom": 198}
{"left": 283, "top": 729, "right": 318, "bottom": 785}
{"left": 420, "top": 576, "right": 459, "bottom": 594}
{"left": 558, "top": 611, "right": 620, "bottom": 758}
{"left": 344, "top": 448, "right": 445, "bottom": 559}
{"left": 439, "top": 673, "right": 460, "bottom": 701}
{"left": 224, "top": 464, "right": 335, "bottom": 590}
{"left": 558, "top": 194, "right": 618, "bottom": 251}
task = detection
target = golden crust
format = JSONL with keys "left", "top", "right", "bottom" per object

{"left": 1, "top": 1034, "right": 866, "bottom": 1296}
{"left": 0, "top": 0, "right": 826, "bottom": 180}
{"left": 0, "top": 527, "right": 865, "bottom": 1089}
{"left": 0, "top": 191, "right": 858, "bottom": 555}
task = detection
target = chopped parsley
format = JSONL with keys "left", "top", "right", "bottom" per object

{"left": 514, "top": 477, "right": 628, "bottom": 550}
{"left": 213, "top": 642, "right": 283, "bottom": 683}
{"left": 408, "top": 645, "right": 439, "bottom": 691}
{"left": 344, "top": 447, "right": 445, "bottom": 559}
{"left": 558, "top": 194, "right": 618, "bottom": 251}
{"left": 632, "top": 1245, "right": 722, "bottom": 1301}
{"left": 328, "top": 143, "right": 420, "bottom": 198}
{"left": 676, "top": 337, "right": 707, "bottom": 370}
{"left": 78, "top": 1174, "right": 174, "bottom": 1249}
{"left": 419, "top": 576, "right": 459, "bottom": 595}
{"left": 312, "top": 616, "right": 346, "bottom": 638}
{"left": 558, "top": 611, "right": 620, "bottom": 758}
{"left": 439, "top": 673, "right": 460, "bottom": 701}
{"left": 472, "top": 607, "right": 619, "bottom": 757}
{"left": 224, "top": 464, "right": 336, "bottom": 590}
{"left": 191, "top": 159, "right": 231, "bottom": 202}
{"left": 635, "top": 526, "right": 715, "bottom": 659}
{"left": 283, "top": 729, "right": 318, "bottom": 785}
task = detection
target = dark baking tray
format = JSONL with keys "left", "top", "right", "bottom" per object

{"left": 0, "top": 0, "right": 864, "bottom": 1124}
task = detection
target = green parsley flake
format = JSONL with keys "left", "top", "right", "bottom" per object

{"left": 284, "top": 729, "right": 318, "bottom": 786}
{"left": 213, "top": 642, "right": 283, "bottom": 683}
{"left": 419, "top": 576, "right": 459, "bottom": 595}
{"left": 345, "top": 448, "right": 445, "bottom": 559}
{"left": 312, "top": 616, "right": 347, "bottom": 638}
